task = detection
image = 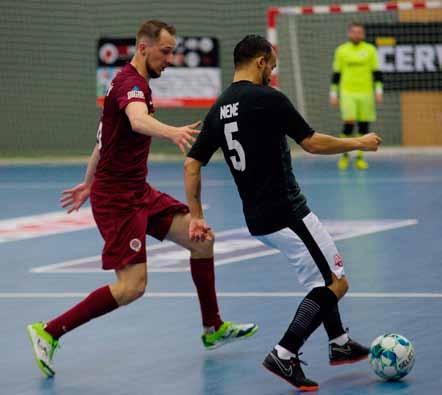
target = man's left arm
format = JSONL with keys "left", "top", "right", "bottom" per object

{"left": 330, "top": 47, "right": 341, "bottom": 107}
{"left": 184, "top": 157, "right": 211, "bottom": 242}
{"left": 371, "top": 45, "right": 384, "bottom": 104}
{"left": 184, "top": 113, "right": 219, "bottom": 242}
{"left": 300, "top": 132, "right": 382, "bottom": 154}
{"left": 279, "top": 93, "right": 382, "bottom": 154}
{"left": 61, "top": 143, "right": 100, "bottom": 213}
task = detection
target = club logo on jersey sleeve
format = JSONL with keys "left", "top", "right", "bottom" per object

{"left": 127, "top": 85, "right": 145, "bottom": 100}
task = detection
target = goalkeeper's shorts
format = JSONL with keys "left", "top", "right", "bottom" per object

{"left": 340, "top": 92, "right": 376, "bottom": 122}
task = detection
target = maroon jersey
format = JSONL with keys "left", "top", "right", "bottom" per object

{"left": 94, "top": 63, "right": 155, "bottom": 193}
{"left": 90, "top": 64, "right": 189, "bottom": 271}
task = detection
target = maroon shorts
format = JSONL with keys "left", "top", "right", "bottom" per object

{"left": 91, "top": 185, "right": 189, "bottom": 271}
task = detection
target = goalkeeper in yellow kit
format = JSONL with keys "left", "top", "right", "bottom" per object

{"left": 330, "top": 22, "right": 383, "bottom": 170}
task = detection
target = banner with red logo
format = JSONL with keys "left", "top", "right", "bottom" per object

{"left": 97, "top": 37, "right": 220, "bottom": 108}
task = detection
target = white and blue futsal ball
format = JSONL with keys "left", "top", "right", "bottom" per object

{"left": 369, "top": 333, "right": 415, "bottom": 381}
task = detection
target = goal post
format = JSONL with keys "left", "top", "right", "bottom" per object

{"left": 267, "top": 1, "right": 442, "bottom": 146}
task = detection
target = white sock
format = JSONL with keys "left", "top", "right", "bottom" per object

{"left": 275, "top": 344, "right": 297, "bottom": 360}
{"left": 330, "top": 333, "right": 349, "bottom": 346}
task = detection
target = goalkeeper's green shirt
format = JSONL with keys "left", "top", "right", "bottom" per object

{"left": 332, "top": 41, "right": 379, "bottom": 94}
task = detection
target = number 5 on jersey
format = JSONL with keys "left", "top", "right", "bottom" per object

{"left": 224, "top": 121, "right": 246, "bottom": 171}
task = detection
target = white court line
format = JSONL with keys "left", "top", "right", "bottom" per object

{"left": 332, "top": 219, "right": 418, "bottom": 242}
{"left": 33, "top": 250, "right": 280, "bottom": 274}
{"left": 0, "top": 292, "right": 442, "bottom": 299}
{"left": 1, "top": 176, "right": 442, "bottom": 189}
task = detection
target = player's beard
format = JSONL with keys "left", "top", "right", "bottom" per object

{"left": 262, "top": 71, "right": 271, "bottom": 86}
{"left": 146, "top": 59, "right": 161, "bottom": 79}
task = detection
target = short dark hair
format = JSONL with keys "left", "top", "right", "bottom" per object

{"left": 136, "top": 20, "right": 176, "bottom": 44}
{"left": 233, "top": 35, "right": 273, "bottom": 68}
{"left": 348, "top": 21, "right": 364, "bottom": 30}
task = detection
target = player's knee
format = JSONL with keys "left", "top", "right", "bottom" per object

{"left": 328, "top": 276, "right": 349, "bottom": 300}
{"left": 119, "top": 277, "right": 147, "bottom": 305}
{"left": 339, "top": 276, "right": 349, "bottom": 294}
{"left": 336, "top": 276, "right": 349, "bottom": 299}
{"left": 124, "top": 284, "right": 146, "bottom": 304}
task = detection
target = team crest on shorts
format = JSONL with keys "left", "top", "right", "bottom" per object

{"left": 130, "top": 238, "right": 142, "bottom": 252}
{"left": 334, "top": 254, "right": 343, "bottom": 268}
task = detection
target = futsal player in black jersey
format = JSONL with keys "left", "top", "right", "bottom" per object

{"left": 184, "top": 35, "right": 382, "bottom": 391}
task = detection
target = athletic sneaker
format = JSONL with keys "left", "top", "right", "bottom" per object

{"left": 202, "top": 321, "right": 258, "bottom": 350}
{"left": 355, "top": 157, "right": 369, "bottom": 170}
{"left": 338, "top": 154, "right": 350, "bottom": 170}
{"left": 329, "top": 337, "right": 369, "bottom": 366}
{"left": 27, "top": 322, "right": 59, "bottom": 378}
{"left": 263, "top": 349, "right": 319, "bottom": 392}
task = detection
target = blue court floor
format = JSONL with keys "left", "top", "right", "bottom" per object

{"left": 0, "top": 154, "right": 441, "bottom": 395}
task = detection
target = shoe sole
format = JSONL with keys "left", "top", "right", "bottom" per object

{"left": 262, "top": 363, "right": 320, "bottom": 392}
{"left": 26, "top": 325, "right": 55, "bottom": 378}
{"left": 330, "top": 354, "right": 368, "bottom": 366}
{"left": 204, "top": 325, "right": 259, "bottom": 351}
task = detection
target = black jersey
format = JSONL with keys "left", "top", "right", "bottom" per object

{"left": 187, "top": 80, "right": 315, "bottom": 235}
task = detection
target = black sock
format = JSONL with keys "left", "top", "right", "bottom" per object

{"left": 279, "top": 286, "right": 338, "bottom": 354}
{"left": 357, "top": 122, "right": 369, "bottom": 135}
{"left": 342, "top": 123, "right": 354, "bottom": 136}
{"left": 322, "top": 303, "right": 346, "bottom": 341}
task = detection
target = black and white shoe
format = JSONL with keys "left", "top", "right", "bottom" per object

{"left": 263, "top": 349, "right": 319, "bottom": 392}
{"left": 329, "top": 337, "right": 369, "bottom": 366}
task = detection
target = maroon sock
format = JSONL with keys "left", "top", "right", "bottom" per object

{"left": 190, "top": 257, "right": 223, "bottom": 330}
{"left": 45, "top": 285, "right": 119, "bottom": 339}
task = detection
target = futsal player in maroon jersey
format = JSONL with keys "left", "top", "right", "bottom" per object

{"left": 27, "top": 20, "right": 257, "bottom": 378}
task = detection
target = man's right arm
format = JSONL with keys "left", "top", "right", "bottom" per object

{"left": 125, "top": 102, "right": 199, "bottom": 153}
{"left": 84, "top": 143, "right": 100, "bottom": 185}
{"left": 300, "top": 132, "right": 382, "bottom": 155}
{"left": 60, "top": 143, "right": 100, "bottom": 213}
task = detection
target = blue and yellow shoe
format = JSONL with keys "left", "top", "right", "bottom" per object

{"left": 202, "top": 321, "right": 258, "bottom": 350}
{"left": 355, "top": 157, "right": 369, "bottom": 170}
{"left": 27, "top": 322, "right": 59, "bottom": 378}
{"left": 338, "top": 154, "right": 350, "bottom": 170}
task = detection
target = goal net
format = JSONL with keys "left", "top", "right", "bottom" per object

{"left": 268, "top": 1, "right": 442, "bottom": 146}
